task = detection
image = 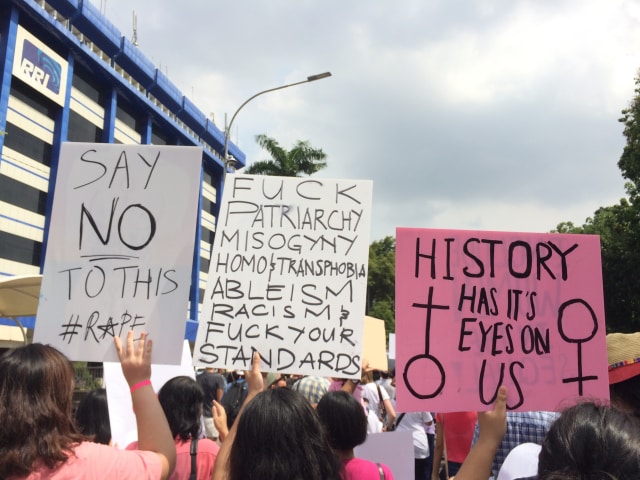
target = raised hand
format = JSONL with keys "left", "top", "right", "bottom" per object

{"left": 114, "top": 330, "right": 152, "bottom": 387}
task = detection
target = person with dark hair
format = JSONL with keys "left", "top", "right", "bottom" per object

{"left": 196, "top": 368, "right": 226, "bottom": 441}
{"left": 0, "top": 331, "right": 176, "bottom": 479}
{"left": 212, "top": 352, "right": 343, "bottom": 480}
{"left": 317, "top": 390, "right": 394, "bottom": 479}
{"left": 496, "top": 332, "right": 640, "bottom": 480}
{"left": 128, "top": 375, "right": 219, "bottom": 479}
{"left": 537, "top": 401, "right": 640, "bottom": 480}
{"left": 74, "top": 388, "right": 112, "bottom": 446}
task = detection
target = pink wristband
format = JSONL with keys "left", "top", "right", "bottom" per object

{"left": 130, "top": 379, "right": 152, "bottom": 393}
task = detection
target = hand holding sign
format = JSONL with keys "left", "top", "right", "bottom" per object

{"left": 34, "top": 143, "right": 202, "bottom": 364}
{"left": 193, "top": 175, "right": 373, "bottom": 378}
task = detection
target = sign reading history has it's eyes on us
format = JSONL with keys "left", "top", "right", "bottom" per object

{"left": 395, "top": 228, "right": 609, "bottom": 412}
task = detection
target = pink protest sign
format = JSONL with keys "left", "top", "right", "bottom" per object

{"left": 395, "top": 228, "right": 609, "bottom": 412}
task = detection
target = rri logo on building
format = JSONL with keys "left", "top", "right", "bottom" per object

{"left": 20, "top": 38, "right": 62, "bottom": 94}
{"left": 12, "top": 26, "right": 68, "bottom": 106}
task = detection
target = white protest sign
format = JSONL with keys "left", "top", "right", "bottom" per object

{"left": 193, "top": 174, "right": 372, "bottom": 378}
{"left": 34, "top": 143, "right": 201, "bottom": 364}
{"left": 388, "top": 333, "right": 396, "bottom": 360}
{"left": 354, "top": 431, "right": 414, "bottom": 479}
{"left": 105, "top": 340, "right": 195, "bottom": 448}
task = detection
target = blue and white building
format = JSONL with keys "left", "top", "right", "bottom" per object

{"left": 0, "top": 0, "right": 245, "bottom": 340}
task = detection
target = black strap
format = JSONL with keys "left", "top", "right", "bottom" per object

{"left": 394, "top": 413, "right": 406, "bottom": 429}
{"left": 376, "top": 383, "right": 387, "bottom": 418}
{"left": 377, "top": 462, "right": 386, "bottom": 479}
{"left": 189, "top": 437, "right": 198, "bottom": 480}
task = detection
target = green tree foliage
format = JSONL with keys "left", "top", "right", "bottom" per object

{"left": 554, "top": 200, "right": 640, "bottom": 332}
{"left": 244, "top": 134, "right": 327, "bottom": 177}
{"left": 554, "top": 71, "right": 640, "bottom": 333}
{"left": 367, "top": 236, "right": 396, "bottom": 335}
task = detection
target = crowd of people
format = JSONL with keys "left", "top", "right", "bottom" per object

{"left": 0, "top": 331, "right": 639, "bottom": 479}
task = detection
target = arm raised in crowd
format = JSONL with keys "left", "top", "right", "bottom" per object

{"left": 115, "top": 331, "right": 176, "bottom": 480}
{"left": 450, "top": 386, "right": 508, "bottom": 480}
{"left": 212, "top": 351, "right": 264, "bottom": 480}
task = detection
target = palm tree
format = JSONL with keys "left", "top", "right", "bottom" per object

{"left": 244, "top": 134, "right": 327, "bottom": 177}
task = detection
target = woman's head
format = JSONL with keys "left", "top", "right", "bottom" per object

{"left": 361, "top": 369, "right": 374, "bottom": 384}
{"left": 0, "top": 343, "right": 76, "bottom": 412}
{"left": 0, "top": 343, "right": 84, "bottom": 478}
{"left": 538, "top": 401, "right": 640, "bottom": 480}
{"left": 158, "top": 376, "right": 204, "bottom": 441}
{"left": 317, "top": 390, "right": 367, "bottom": 451}
{"left": 229, "top": 388, "right": 342, "bottom": 480}
{"left": 74, "top": 388, "right": 111, "bottom": 445}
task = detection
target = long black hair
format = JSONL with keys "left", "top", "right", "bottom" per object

{"left": 158, "top": 376, "right": 204, "bottom": 441}
{"left": 74, "top": 388, "right": 111, "bottom": 445}
{"left": 538, "top": 401, "right": 640, "bottom": 479}
{"left": 229, "top": 388, "right": 342, "bottom": 480}
{"left": 317, "top": 390, "right": 367, "bottom": 451}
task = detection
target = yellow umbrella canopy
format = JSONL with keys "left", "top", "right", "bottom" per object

{"left": 0, "top": 274, "right": 42, "bottom": 317}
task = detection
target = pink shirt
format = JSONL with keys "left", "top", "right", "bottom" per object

{"left": 343, "top": 457, "right": 394, "bottom": 480}
{"left": 129, "top": 437, "right": 219, "bottom": 480}
{"left": 11, "top": 441, "right": 162, "bottom": 480}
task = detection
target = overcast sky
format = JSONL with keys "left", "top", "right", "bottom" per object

{"left": 97, "top": 0, "right": 640, "bottom": 242}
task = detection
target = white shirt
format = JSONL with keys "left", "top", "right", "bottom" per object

{"left": 395, "top": 411, "right": 434, "bottom": 459}
{"left": 361, "top": 382, "right": 389, "bottom": 421}
{"left": 377, "top": 378, "right": 396, "bottom": 402}
{"left": 366, "top": 408, "right": 383, "bottom": 433}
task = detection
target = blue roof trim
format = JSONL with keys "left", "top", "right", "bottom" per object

{"left": 151, "top": 69, "right": 182, "bottom": 111}
{"left": 181, "top": 96, "right": 207, "bottom": 133}
{"left": 16, "top": 0, "right": 246, "bottom": 170}
{"left": 202, "top": 120, "right": 246, "bottom": 166}
{"left": 117, "top": 37, "right": 155, "bottom": 88}
{"left": 204, "top": 118, "right": 225, "bottom": 150}
{"left": 44, "top": 0, "right": 79, "bottom": 18}
{"left": 71, "top": 0, "right": 121, "bottom": 56}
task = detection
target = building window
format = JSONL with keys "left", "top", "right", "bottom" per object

{"left": 116, "top": 100, "right": 140, "bottom": 131}
{"left": 68, "top": 110, "right": 103, "bottom": 143}
{"left": 0, "top": 175, "right": 47, "bottom": 215}
{"left": 0, "top": 231, "right": 42, "bottom": 266}
{"left": 202, "top": 197, "right": 216, "bottom": 217}
{"left": 200, "top": 257, "right": 210, "bottom": 273}
{"left": 72, "top": 68, "right": 105, "bottom": 105}
{"left": 11, "top": 80, "right": 57, "bottom": 118}
{"left": 203, "top": 167, "right": 213, "bottom": 186}
{"left": 151, "top": 123, "right": 169, "bottom": 145}
{"left": 3, "top": 123, "right": 52, "bottom": 165}
{"left": 202, "top": 164, "right": 217, "bottom": 214}
{"left": 200, "top": 228, "right": 214, "bottom": 245}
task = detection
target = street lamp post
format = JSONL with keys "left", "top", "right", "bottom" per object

{"left": 222, "top": 71, "right": 332, "bottom": 179}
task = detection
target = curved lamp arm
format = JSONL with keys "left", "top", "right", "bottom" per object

{"left": 222, "top": 72, "right": 332, "bottom": 174}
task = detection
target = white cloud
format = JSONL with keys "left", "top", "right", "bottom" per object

{"left": 99, "top": 0, "right": 639, "bottom": 241}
